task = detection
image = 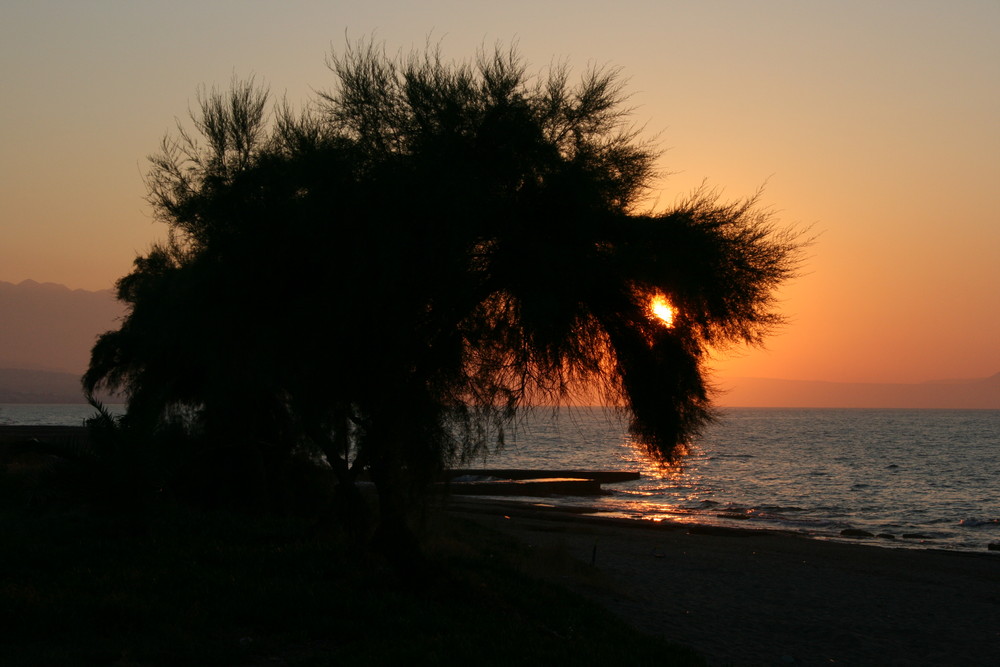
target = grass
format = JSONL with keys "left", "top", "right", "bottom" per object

{"left": 0, "top": 471, "right": 703, "bottom": 665}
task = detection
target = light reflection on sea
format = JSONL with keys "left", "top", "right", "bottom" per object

{"left": 475, "top": 407, "right": 1000, "bottom": 553}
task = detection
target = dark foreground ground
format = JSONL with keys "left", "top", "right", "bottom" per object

{"left": 447, "top": 498, "right": 1000, "bottom": 666}
{"left": 3, "top": 426, "right": 997, "bottom": 665}
{"left": 0, "top": 504, "right": 708, "bottom": 666}
{"left": 0, "top": 430, "right": 699, "bottom": 667}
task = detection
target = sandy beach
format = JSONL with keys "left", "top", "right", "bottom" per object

{"left": 447, "top": 498, "right": 1000, "bottom": 666}
{"left": 4, "top": 424, "right": 997, "bottom": 663}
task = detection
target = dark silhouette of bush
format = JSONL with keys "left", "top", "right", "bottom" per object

{"left": 85, "top": 41, "right": 804, "bottom": 553}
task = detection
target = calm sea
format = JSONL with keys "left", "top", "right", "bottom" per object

{"left": 4, "top": 404, "right": 998, "bottom": 553}
{"left": 0, "top": 404, "right": 124, "bottom": 426}
{"left": 481, "top": 407, "right": 1000, "bottom": 553}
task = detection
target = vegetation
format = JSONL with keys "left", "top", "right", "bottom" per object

{"left": 83, "top": 41, "right": 804, "bottom": 546}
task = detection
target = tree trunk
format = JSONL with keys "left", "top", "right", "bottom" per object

{"left": 368, "top": 448, "right": 426, "bottom": 576}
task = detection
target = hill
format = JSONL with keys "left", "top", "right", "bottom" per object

{"left": 0, "top": 279, "right": 122, "bottom": 374}
{"left": 0, "top": 367, "right": 94, "bottom": 404}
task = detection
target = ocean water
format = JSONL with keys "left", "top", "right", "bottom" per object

{"left": 0, "top": 404, "right": 125, "bottom": 426}
{"left": 479, "top": 407, "right": 1000, "bottom": 553}
{"left": 4, "top": 404, "right": 998, "bottom": 552}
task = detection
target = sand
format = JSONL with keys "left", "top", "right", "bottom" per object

{"left": 4, "top": 425, "right": 996, "bottom": 663}
{"left": 447, "top": 498, "right": 1000, "bottom": 666}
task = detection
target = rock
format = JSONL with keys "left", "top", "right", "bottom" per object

{"left": 877, "top": 533, "right": 896, "bottom": 540}
{"left": 988, "top": 543, "right": 1000, "bottom": 551}
{"left": 686, "top": 525, "right": 760, "bottom": 537}
{"left": 840, "top": 528, "right": 874, "bottom": 538}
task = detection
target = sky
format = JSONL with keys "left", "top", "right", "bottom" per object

{"left": 1, "top": 0, "right": 998, "bottom": 385}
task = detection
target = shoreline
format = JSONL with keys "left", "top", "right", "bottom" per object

{"left": 440, "top": 483, "right": 1000, "bottom": 556}
{"left": 4, "top": 424, "right": 995, "bottom": 553}
{"left": 444, "top": 496, "right": 1000, "bottom": 666}
{"left": 443, "top": 494, "right": 1000, "bottom": 557}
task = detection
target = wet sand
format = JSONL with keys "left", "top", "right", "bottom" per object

{"left": 447, "top": 498, "right": 1000, "bottom": 666}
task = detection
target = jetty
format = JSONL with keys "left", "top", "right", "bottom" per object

{"left": 441, "top": 468, "right": 641, "bottom": 496}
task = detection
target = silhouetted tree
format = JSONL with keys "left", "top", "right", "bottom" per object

{"left": 85, "top": 43, "right": 803, "bottom": 553}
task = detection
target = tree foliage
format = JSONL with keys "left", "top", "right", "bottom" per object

{"left": 85, "top": 42, "right": 803, "bottom": 541}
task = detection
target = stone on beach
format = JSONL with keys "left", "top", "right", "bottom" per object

{"left": 839, "top": 528, "right": 875, "bottom": 538}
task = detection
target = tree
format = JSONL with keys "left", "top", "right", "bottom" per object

{"left": 85, "top": 42, "right": 803, "bottom": 550}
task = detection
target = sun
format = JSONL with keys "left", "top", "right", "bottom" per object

{"left": 649, "top": 295, "right": 676, "bottom": 327}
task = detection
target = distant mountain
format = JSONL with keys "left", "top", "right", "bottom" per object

{"left": 0, "top": 279, "right": 123, "bottom": 374}
{"left": 0, "top": 367, "right": 89, "bottom": 403}
{"left": 716, "top": 373, "right": 1000, "bottom": 409}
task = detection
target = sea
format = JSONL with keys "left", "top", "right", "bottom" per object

{"left": 480, "top": 406, "right": 1000, "bottom": 554}
{"left": 3, "top": 404, "right": 998, "bottom": 553}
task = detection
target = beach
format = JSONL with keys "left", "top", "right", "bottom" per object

{"left": 4, "top": 421, "right": 999, "bottom": 663}
{"left": 447, "top": 498, "right": 1000, "bottom": 666}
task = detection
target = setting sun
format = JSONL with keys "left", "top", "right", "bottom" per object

{"left": 650, "top": 295, "right": 676, "bottom": 327}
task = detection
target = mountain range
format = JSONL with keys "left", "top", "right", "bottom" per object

{"left": 1, "top": 279, "right": 997, "bottom": 408}
{"left": 1, "top": 279, "right": 122, "bottom": 374}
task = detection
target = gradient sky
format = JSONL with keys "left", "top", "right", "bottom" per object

{"left": 2, "top": 0, "right": 998, "bottom": 384}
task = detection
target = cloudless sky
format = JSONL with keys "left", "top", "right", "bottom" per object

{"left": 2, "top": 0, "right": 998, "bottom": 384}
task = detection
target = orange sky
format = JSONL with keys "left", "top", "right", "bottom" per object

{"left": 2, "top": 1, "right": 998, "bottom": 384}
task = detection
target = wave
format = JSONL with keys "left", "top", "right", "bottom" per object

{"left": 958, "top": 518, "right": 1000, "bottom": 528}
